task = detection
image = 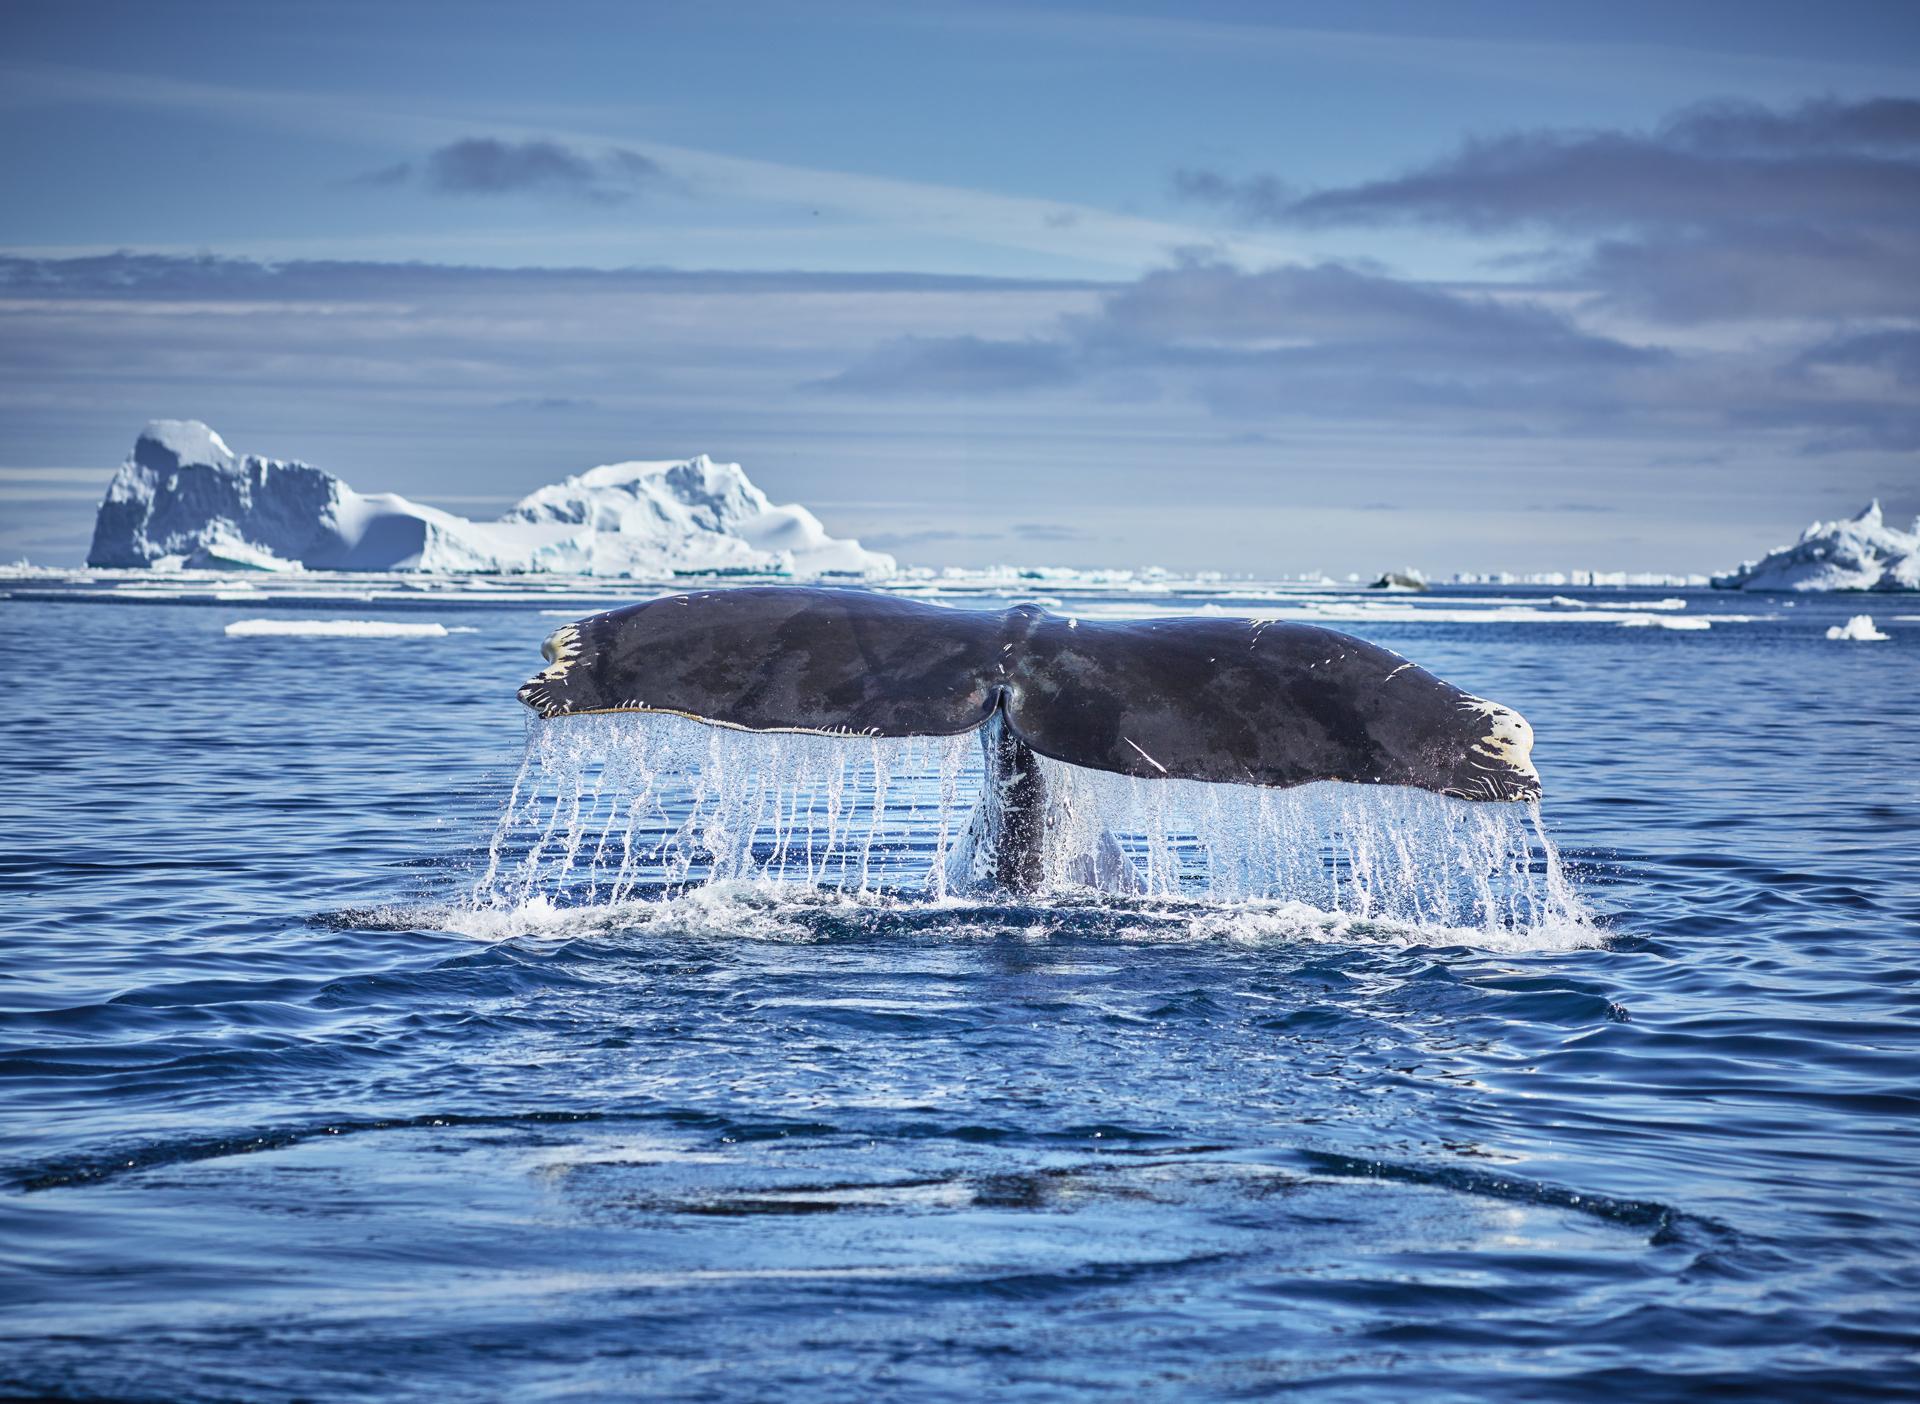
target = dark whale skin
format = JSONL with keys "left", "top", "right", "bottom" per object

{"left": 519, "top": 586, "right": 1540, "bottom": 803}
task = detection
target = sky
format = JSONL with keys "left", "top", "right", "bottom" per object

{"left": 2, "top": 0, "right": 1917, "bottom": 574}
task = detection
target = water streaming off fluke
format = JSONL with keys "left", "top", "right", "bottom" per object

{"left": 472, "top": 713, "right": 1589, "bottom": 937}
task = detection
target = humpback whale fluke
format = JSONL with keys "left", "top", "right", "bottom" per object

{"left": 518, "top": 587, "right": 1540, "bottom": 891}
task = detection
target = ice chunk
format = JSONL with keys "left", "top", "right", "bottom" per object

{"left": 1824, "top": 614, "right": 1889, "bottom": 641}
{"left": 1618, "top": 615, "right": 1711, "bottom": 629}
{"left": 223, "top": 618, "right": 452, "bottom": 638}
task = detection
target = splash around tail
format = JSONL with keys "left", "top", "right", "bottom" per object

{"left": 465, "top": 710, "right": 1594, "bottom": 947}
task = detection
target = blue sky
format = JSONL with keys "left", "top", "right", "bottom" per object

{"left": 3, "top": 0, "right": 1917, "bottom": 571}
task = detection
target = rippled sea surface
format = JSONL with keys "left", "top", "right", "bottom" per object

{"left": 3, "top": 583, "right": 1917, "bottom": 1402}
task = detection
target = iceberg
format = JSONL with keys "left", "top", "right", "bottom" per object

{"left": 88, "top": 421, "right": 894, "bottom": 578}
{"left": 1712, "top": 502, "right": 1918, "bottom": 593}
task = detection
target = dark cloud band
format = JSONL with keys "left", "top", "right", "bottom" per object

{"left": 354, "top": 137, "right": 666, "bottom": 205}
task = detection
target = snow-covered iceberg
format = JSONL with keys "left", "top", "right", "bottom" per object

{"left": 1712, "top": 502, "right": 1918, "bottom": 593}
{"left": 88, "top": 421, "right": 894, "bottom": 578}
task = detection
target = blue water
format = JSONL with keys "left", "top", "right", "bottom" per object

{"left": 2, "top": 586, "right": 1917, "bottom": 1401}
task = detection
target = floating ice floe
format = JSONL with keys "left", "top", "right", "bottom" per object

{"left": 1552, "top": 595, "right": 1686, "bottom": 611}
{"left": 89, "top": 420, "right": 893, "bottom": 579}
{"left": 1713, "top": 501, "right": 1919, "bottom": 593}
{"left": 223, "top": 618, "right": 454, "bottom": 638}
{"left": 1825, "top": 614, "right": 1890, "bottom": 642}
{"left": 1618, "top": 615, "right": 1712, "bottom": 630}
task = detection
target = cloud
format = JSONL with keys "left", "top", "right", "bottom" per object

{"left": 497, "top": 395, "right": 599, "bottom": 412}
{"left": 858, "top": 522, "right": 1093, "bottom": 551}
{"left": 1173, "top": 96, "right": 1920, "bottom": 324}
{"left": 1171, "top": 168, "right": 1293, "bottom": 221}
{"left": 860, "top": 527, "right": 1003, "bottom": 547}
{"left": 8, "top": 252, "right": 1902, "bottom": 467}
{"left": 818, "top": 256, "right": 1658, "bottom": 420}
{"left": 810, "top": 252, "right": 1920, "bottom": 458}
{"left": 1085, "top": 260, "right": 1650, "bottom": 368}
{"left": 351, "top": 161, "right": 413, "bottom": 188}
{"left": 0, "top": 254, "right": 1900, "bottom": 574}
{"left": 356, "top": 138, "right": 666, "bottom": 204}
{"left": 1522, "top": 501, "right": 1621, "bottom": 514}
{"left": 1798, "top": 329, "right": 1920, "bottom": 386}
{"left": 817, "top": 335, "right": 1079, "bottom": 394}
{"left": 0, "top": 252, "right": 1100, "bottom": 299}
{"left": 1010, "top": 522, "right": 1090, "bottom": 542}
{"left": 1660, "top": 96, "right": 1920, "bottom": 154}
{"left": 1581, "top": 225, "right": 1920, "bottom": 322}
{"left": 1178, "top": 96, "right": 1920, "bottom": 233}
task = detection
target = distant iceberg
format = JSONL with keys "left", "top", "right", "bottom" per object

{"left": 88, "top": 421, "right": 894, "bottom": 578}
{"left": 1711, "top": 502, "right": 1918, "bottom": 593}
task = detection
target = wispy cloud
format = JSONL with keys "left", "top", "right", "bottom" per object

{"left": 497, "top": 395, "right": 601, "bottom": 412}
{"left": 860, "top": 526, "right": 1004, "bottom": 548}
{"left": 1011, "top": 521, "right": 1091, "bottom": 542}
{"left": 355, "top": 138, "right": 666, "bottom": 204}
{"left": 820, "top": 336, "right": 1079, "bottom": 395}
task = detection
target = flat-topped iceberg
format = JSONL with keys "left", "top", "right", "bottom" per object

{"left": 88, "top": 421, "right": 894, "bottom": 578}
{"left": 1712, "top": 501, "right": 1918, "bottom": 593}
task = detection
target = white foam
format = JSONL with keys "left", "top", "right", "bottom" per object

{"left": 416, "top": 882, "right": 1604, "bottom": 955}
{"left": 1826, "top": 614, "right": 1890, "bottom": 642}
{"left": 223, "top": 618, "right": 450, "bottom": 638}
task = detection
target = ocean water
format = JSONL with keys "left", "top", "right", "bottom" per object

{"left": 2, "top": 582, "right": 1917, "bottom": 1401}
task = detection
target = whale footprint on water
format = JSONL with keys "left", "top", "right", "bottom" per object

{"left": 518, "top": 587, "right": 1540, "bottom": 896}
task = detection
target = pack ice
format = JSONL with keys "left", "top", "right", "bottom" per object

{"left": 88, "top": 421, "right": 895, "bottom": 578}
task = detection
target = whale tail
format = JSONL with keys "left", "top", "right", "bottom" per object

{"left": 520, "top": 587, "right": 1541, "bottom": 892}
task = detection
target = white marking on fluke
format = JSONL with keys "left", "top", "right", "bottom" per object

{"left": 1123, "top": 737, "right": 1169, "bottom": 773}
{"left": 534, "top": 623, "right": 583, "bottom": 683}
{"left": 1455, "top": 694, "right": 1539, "bottom": 794}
